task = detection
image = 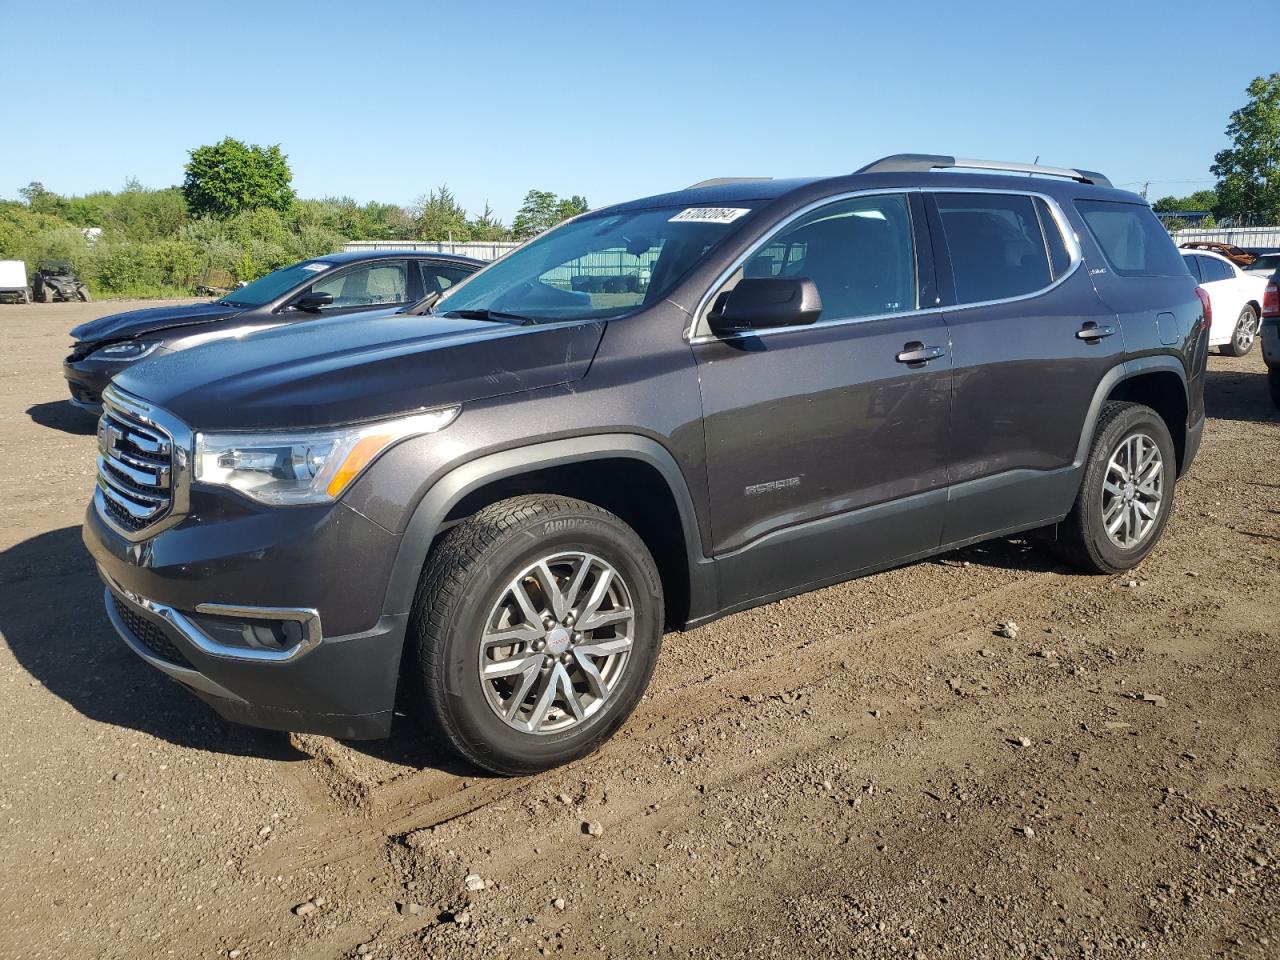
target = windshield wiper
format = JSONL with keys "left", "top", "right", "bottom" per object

{"left": 402, "top": 290, "right": 444, "bottom": 316}
{"left": 442, "top": 308, "right": 537, "bottom": 326}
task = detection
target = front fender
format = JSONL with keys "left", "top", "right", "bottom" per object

{"left": 377, "top": 434, "right": 716, "bottom": 627}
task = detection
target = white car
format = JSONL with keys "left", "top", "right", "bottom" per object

{"left": 1181, "top": 249, "right": 1269, "bottom": 356}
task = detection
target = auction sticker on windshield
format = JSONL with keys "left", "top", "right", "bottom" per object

{"left": 669, "top": 207, "right": 751, "bottom": 224}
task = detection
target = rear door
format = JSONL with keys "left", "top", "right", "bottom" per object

{"left": 1195, "top": 254, "right": 1244, "bottom": 343}
{"left": 929, "top": 190, "right": 1124, "bottom": 543}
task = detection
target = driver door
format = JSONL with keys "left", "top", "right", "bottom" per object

{"left": 693, "top": 192, "right": 953, "bottom": 608}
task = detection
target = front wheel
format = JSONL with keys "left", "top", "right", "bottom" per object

{"left": 77, "top": 286, "right": 91, "bottom": 303}
{"left": 410, "top": 495, "right": 663, "bottom": 775}
{"left": 1221, "top": 305, "right": 1258, "bottom": 357}
{"left": 1053, "top": 401, "right": 1176, "bottom": 574}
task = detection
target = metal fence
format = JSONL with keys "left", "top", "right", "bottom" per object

{"left": 342, "top": 240, "right": 521, "bottom": 260}
{"left": 1173, "top": 226, "right": 1280, "bottom": 248}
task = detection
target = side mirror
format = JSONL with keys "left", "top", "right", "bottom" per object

{"left": 293, "top": 291, "right": 333, "bottom": 313}
{"left": 708, "top": 277, "right": 822, "bottom": 335}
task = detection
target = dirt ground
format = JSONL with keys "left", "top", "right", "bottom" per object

{"left": 1, "top": 299, "right": 1277, "bottom": 960}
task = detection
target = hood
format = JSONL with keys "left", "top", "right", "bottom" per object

{"left": 71, "top": 301, "right": 247, "bottom": 343}
{"left": 113, "top": 311, "right": 607, "bottom": 431}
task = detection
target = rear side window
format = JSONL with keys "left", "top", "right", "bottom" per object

{"left": 1181, "top": 255, "right": 1201, "bottom": 281}
{"left": 935, "top": 193, "right": 1052, "bottom": 303}
{"left": 1034, "top": 198, "right": 1072, "bottom": 279}
{"left": 420, "top": 261, "right": 473, "bottom": 295}
{"left": 1074, "top": 200, "right": 1186, "bottom": 278}
{"left": 1200, "top": 256, "right": 1234, "bottom": 282}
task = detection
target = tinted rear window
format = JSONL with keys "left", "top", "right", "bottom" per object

{"left": 1074, "top": 200, "right": 1186, "bottom": 278}
{"left": 1199, "top": 256, "right": 1234, "bottom": 283}
{"left": 935, "top": 193, "right": 1052, "bottom": 303}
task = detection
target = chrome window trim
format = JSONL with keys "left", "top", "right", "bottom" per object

{"left": 928, "top": 187, "right": 1083, "bottom": 317}
{"left": 101, "top": 567, "right": 323, "bottom": 664}
{"left": 95, "top": 386, "right": 192, "bottom": 542}
{"left": 685, "top": 186, "right": 1083, "bottom": 344}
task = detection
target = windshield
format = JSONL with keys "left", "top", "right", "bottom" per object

{"left": 435, "top": 204, "right": 757, "bottom": 322}
{"left": 220, "top": 260, "right": 333, "bottom": 307}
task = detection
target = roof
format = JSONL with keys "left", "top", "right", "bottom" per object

{"left": 314, "top": 249, "right": 484, "bottom": 266}
{"left": 597, "top": 161, "right": 1140, "bottom": 219}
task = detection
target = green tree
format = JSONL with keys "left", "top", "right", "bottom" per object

{"left": 182, "top": 137, "right": 295, "bottom": 219}
{"left": 555, "top": 194, "right": 589, "bottom": 222}
{"left": 1211, "top": 73, "right": 1280, "bottom": 225}
{"left": 412, "top": 185, "right": 471, "bottom": 241}
{"left": 467, "top": 202, "right": 508, "bottom": 241}
{"left": 511, "top": 189, "right": 589, "bottom": 239}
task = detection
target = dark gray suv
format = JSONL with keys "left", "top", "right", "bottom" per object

{"left": 83, "top": 155, "right": 1207, "bottom": 775}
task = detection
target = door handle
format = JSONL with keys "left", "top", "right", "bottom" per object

{"left": 1076, "top": 322, "right": 1117, "bottom": 342}
{"left": 896, "top": 343, "right": 946, "bottom": 366}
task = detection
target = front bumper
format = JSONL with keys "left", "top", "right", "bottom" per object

{"left": 84, "top": 491, "right": 410, "bottom": 740}
{"left": 62, "top": 355, "right": 116, "bottom": 412}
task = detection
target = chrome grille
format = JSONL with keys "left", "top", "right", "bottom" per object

{"left": 96, "top": 397, "right": 173, "bottom": 534}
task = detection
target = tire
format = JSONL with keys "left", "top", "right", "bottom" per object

{"left": 77, "top": 287, "right": 91, "bottom": 303}
{"left": 1221, "top": 305, "right": 1258, "bottom": 357}
{"left": 40, "top": 285, "right": 55, "bottom": 303}
{"left": 1268, "top": 367, "right": 1280, "bottom": 410}
{"left": 1052, "top": 401, "right": 1177, "bottom": 574}
{"left": 410, "top": 494, "right": 663, "bottom": 775}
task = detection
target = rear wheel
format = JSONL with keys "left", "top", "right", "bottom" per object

{"left": 1221, "top": 305, "right": 1258, "bottom": 357}
{"left": 77, "top": 287, "right": 91, "bottom": 302}
{"left": 410, "top": 494, "right": 663, "bottom": 775}
{"left": 1053, "top": 401, "right": 1176, "bottom": 574}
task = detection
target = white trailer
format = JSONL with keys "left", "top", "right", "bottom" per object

{"left": 0, "top": 260, "right": 30, "bottom": 303}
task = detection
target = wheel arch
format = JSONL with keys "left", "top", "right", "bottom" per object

{"left": 1077, "top": 358, "right": 1190, "bottom": 475}
{"left": 382, "top": 435, "right": 716, "bottom": 633}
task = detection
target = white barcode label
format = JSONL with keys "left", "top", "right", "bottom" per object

{"left": 669, "top": 207, "right": 751, "bottom": 224}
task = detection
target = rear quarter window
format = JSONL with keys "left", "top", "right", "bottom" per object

{"left": 1074, "top": 200, "right": 1186, "bottom": 278}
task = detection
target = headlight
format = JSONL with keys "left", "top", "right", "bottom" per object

{"left": 93, "top": 340, "right": 160, "bottom": 361}
{"left": 194, "top": 406, "right": 459, "bottom": 505}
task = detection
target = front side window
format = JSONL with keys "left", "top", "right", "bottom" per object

{"left": 310, "top": 260, "right": 409, "bottom": 309}
{"left": 1074, "top": 199, "right": 1186, "bottom": 278}
{"left": 733, "top": 193, "right": 916, "bottom": 322}
{"left": 435, "top": 204, "right": 757, "bottom": 323}
{"left": 936, "top": 193, "right": 1052, "bottom": 303}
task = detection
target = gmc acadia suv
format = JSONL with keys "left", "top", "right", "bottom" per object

{"left": 83, "top": 155, "right": 1207, "bottom": 775}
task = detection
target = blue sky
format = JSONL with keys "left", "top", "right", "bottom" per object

{"left": 1, "top": 0, "right": 1271, "bottom": 221}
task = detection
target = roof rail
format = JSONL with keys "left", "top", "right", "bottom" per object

{"left": 855, "top": 154, "right": 1112, "bottom": 188}
{"left": 685, "top": 176, "right": 773, "bottom": 190}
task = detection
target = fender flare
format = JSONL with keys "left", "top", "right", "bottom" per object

{"left": 380, "top": 434, "right": 715, "bottom": 623}
{"left": 1072, "top": 356, "right": 1189, "bottom": 467}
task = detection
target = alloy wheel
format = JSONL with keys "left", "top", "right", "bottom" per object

{"left": 1236, "top": 313, "right": 1257, "bottom": 353}
{"left": 478, "top": 552, "right": 634, "bottom": 734}
{"left": 1101, "top": 431, "right": 1164, "bottom": 550}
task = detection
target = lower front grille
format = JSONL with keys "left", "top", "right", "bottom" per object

{"left": 111, "top": 594, "right": 193, "bottom": 669}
